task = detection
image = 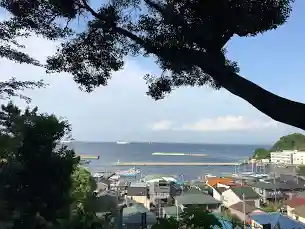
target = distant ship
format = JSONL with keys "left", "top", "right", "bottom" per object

{"left": 116, "top": 141, "right": 129, "bottom": 144}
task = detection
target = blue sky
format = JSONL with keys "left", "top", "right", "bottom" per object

{"left": 1, "top": 0, "right": 305, "bottom": 144}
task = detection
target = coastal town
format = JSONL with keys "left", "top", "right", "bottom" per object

{"left": 89, "top": 134, "right": 305, "bottom": 229}
{"left": 93, "top": 158, "right": 305, "bottom": 229}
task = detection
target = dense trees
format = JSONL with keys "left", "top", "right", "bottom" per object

{"left": 1, "top": 0, "right": 303, "bottom": 130}
{"left": 252, "top": 133, "right": 305, "bottom": 159}
{"left": 0, "top": 102, "right": 79, "bottom": 228}
{"left": 152, "top": 206, "right": 223, "bottom": 229}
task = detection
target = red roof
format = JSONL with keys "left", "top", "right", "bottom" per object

{"left": 285, "top": 197, "right": 305, "bottom": 208}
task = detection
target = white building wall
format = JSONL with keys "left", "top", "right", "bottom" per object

{"left": 222, "top": 189, "right": 240, "bottom": 207}
{"left": 212, "top": 188, "right": 222, "bottom": 201}
{"left": 270, "top": 151, "right": 293, "bottom": 164}
{"left": 293, "top": 151, "right": 305, "bottom": 165}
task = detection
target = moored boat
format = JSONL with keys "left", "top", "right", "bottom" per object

{"left": 116, "top": 167, "right": 140, "bottom": 176}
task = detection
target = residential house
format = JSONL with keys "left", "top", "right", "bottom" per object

{"left": 222, "top": 187, "right": 260, "bottom": 208}
{"left": 148, "top": 179, "right": 182, "bottom": 205}
{"left": 250, "top": 212, "right": 305, "bottom": 229}
{"left": 228, "top": 202, "right": 263, "bottom": 222}
{"left": 251, "top": 181, "right": 305, "bottom": 203}
{"left": 285, "top": 197, "right": 305, "bottom": 219}
{"left": 175, "top": 193, "right": 221, "bottom": 212}
{"left": 122, "top": 204, "right": 157, "bottom": 229}
{"left": 206, "top": 178, "right": 236, "bottom": 188}
{"left": 213, "top": 187, "right": 226, "bottom": 201}
{"left": 126, "top": 182, "right": 150, "bottom": 209}
{"left": 206, "top": 177, "right": 241, "bottom": 202}
{"left": 163, "top": 206, "right": 183, "bottom": 219}
{"left": 293, "top": 205, "right": 305, "bottom": 223}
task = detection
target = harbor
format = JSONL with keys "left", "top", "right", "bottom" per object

{"left": 114, "top": 161, "right": 239, "bottom": 166}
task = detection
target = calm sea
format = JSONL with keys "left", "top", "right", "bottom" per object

{"left": 68, "top": 142, "right": 270, "bottom": 180}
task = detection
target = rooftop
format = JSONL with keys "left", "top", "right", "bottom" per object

{"left": 130, "top": 182, "right": 147, "bottom": 188}
{"left": 250, "top": 181, "right": 304, "bottom": 190}
{"left": 163, "top": 206, "right": 183, "bottom": 217}
{"left": 285, "top": 197, "right": 305, "bottom": 208}
{"left": 229, "top": 201, "right": 257, "bottom": 214}
{"left": 214, "top": 187, "right": 227, "bottom": 194}
{"left": 175, "top": 193, "right": 221, "bottom": 205}
{"left": 294, "top": 205, "right": 305, "bottom": 218}
{"left": 206, "top": 178, "right": 234, "bottom": 187}
{"left": 250, "top": 212, "right": 305, "bottom": 229}
{"left": 230, "top": 187, "right": 260, "bottom": 199}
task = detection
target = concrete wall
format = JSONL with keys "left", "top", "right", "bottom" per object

{"left": 212, "top": 188, "right": 222, "bottom": 201}
{"left": 222, "top": 189, "right": 240, "bottom": 207}
{"left": 229, "top": 208, "right": 247, "bottom": 221}
{"left": 127, "top": 195, "right": 150, "bottom": 209}
{"left": 287, "top": 205, "right": 295, "bottom": 218}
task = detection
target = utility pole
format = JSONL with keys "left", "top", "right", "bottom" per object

{"left": 181, "top": 175, "right": 184, "bottom": 195}
{"left": 274, "top": 171, "right": 277, "bottom": 203}
{"left": 176, "top": 199, "right": 179, "bottom": 221}
{"left": 243, "top": 193, "right": 246, "bottom": 229}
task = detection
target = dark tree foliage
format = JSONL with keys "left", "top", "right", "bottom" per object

{"left": 0, "top": 78, "right": 45, "bottom": 103}
{"left": 2, "top": 0, "right": 305, "bottom": 130}
{"left": 0, "top": 102, "right": 79, "bottom": 229}
{"left": 0, "top": 18, "right": 47, "bottom": 102}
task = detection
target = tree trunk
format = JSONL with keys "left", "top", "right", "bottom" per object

{"left": 213, "top": 70, "right": 305, "bottom": 130}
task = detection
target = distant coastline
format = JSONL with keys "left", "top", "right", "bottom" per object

{"left": 70, "top": 140, "right": 271, "bottom": 146}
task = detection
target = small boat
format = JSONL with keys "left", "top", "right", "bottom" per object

{"left": 116, "top": 141, "right": 129, "bottom": 144}
{"left": 116, "top": 167, "right": 140, "bottom": 177}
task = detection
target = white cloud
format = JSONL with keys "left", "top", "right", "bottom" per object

{"left": 150, "top": 115, "right": 278, "bottom": 132}
{"left": 149, "top": 120, "right": 173, "bottom": 131}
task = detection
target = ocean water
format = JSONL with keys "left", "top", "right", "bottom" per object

{"left": 68, "top": 142, "right": 270, "bottom": 180}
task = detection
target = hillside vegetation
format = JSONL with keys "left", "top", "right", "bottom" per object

{"left": 252, "top": 133, "right": 305, "bottom": 159}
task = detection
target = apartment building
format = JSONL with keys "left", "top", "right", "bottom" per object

{"left": 270, "top": 150, "right": 305, "bottom": 165}
{"left": 293, "top": 151, "right": 305, "bottom": 165}
{"left": 270, "top": 150, "right": 294, "bottom": 164}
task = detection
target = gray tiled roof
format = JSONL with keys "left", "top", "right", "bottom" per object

{"left": 251, "top": 181, "right": 304, "bottom": 190}
{"left": 230, "top": 187, "right": 260, "bottom": 199}
{"left": 175, "top": 193, "right": 221, "bottom": 205}
{"left": 163, "top": 206, "right": 182, "bottom": 217}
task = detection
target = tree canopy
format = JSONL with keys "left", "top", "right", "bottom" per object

{"left": 0, "top": 16, "right": 46, "bottom": 102}
{"left": 252, "top": 148, "right": 271, "bottom": 160}
{"left": 252, "top": 133, "right": 305, "bottom": 159}
{"left": 271, "top": 133, "right": 305, "bottom": 151}
{"left": 1, "top": 0, "right": 304, "bottom": 130}
{"left": 0, "top": 102, "right": 79, "bottom": 228}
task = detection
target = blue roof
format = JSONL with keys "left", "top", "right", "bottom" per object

{"left": 250, "top": 212, "right": 305, "bottom": 229}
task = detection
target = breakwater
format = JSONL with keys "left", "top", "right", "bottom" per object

{"left": 152, "top": 152, "right": 207, "bottom": 156}
{"left": 114, "top": 162, "right": 239, "bottom": 166}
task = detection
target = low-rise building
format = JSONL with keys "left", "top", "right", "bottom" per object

{"left": 285, "top": 197, "right": 305, "bottom": 219}
{"left": 122, "top": 204, "right": 157, "bottom": 229}
{"left": 270, "top": 150, "right": 294, "bottom": 164}
{"left": 293, "top": 205, "right": 305, "bottom": 223}
{"left": 293, "top": 151, "right": 305, "bottom": 165}
{"left": 175, "top": 193, "right": 221, "bottom": 212}
{"left": 250, "top": 212, "right": 305, "bottom": 229}
{"left": 126, "top": 182, "right": 150, "bottom": 209}
{"left": 228, "top": 202, "right": 262, "bottom": 222}
{"left": 222, "top": 187, "right": 260, "bottom": 208}
{"left": 251, "top": 181, "right": 305, "bottom": 203}
{"left": 163, "top": 206, "right": 183, "bottom": 219}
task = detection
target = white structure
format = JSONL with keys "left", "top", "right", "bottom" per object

{"left": 270, "top": 150, "right": 305, "bottom": 165}
{"left": 270, "top": 150, "right": 294, "bottom": 164}
{"left": 293, "top": 151, "right": 305, "bottom": 165}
